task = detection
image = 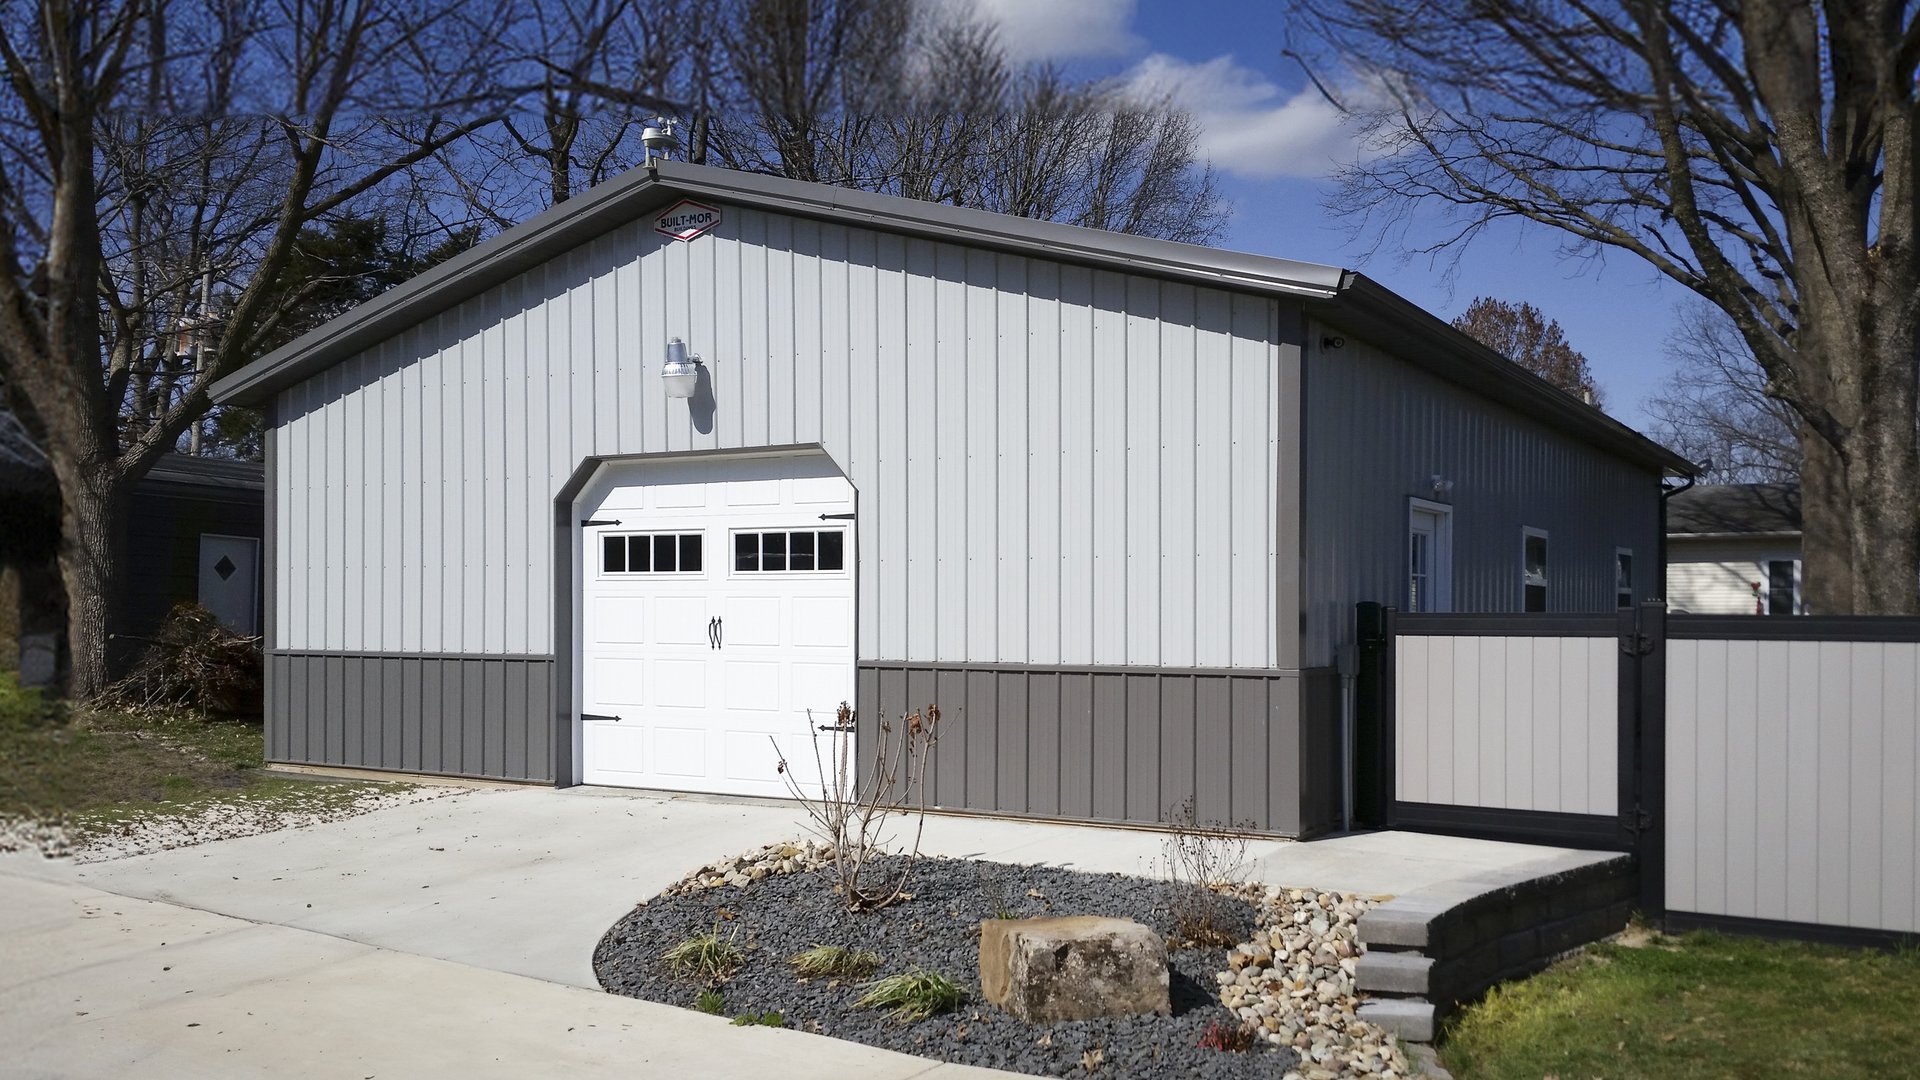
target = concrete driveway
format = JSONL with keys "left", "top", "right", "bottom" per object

{"left": 17, "top": 784, "right": 1593, "bottom": 989}
{"left": 3, "top": 783, "right": 1598, "bottom": 1078}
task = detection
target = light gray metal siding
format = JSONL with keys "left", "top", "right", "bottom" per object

{"left": 1299, "top": 326, "right": 1662, "bottom": 666}
{"left": 1394, "top": 635, "right": 1618, "bottom": 816}
{"left": 856, "top": 662, "right": 1340, "bottom": 836}
{"left": 274, "top": 206, "right": 1292, "bottom": 670}
{"left": 1666, "top": 638, "right": 1919, "bottom": 933}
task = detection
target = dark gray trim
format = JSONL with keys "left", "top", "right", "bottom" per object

{"left": 857, "top": 659, "right": 1301, "bottom": 679}
{"left": 1669, "top": 614, "right": 1920, "bottom": 642}
{"left": 1391, "top": 802, "right": 1625, "bottom": 850}
{"left": 1661, "top": 911, "right": 1920, "bottom": 951}
{"left": 1275, "top": 302, "right": 1305, "bottom": 670}
{"left": 263, "top": 421, "right": 278, "bottom": 760}
{"left": 1631, "top": 601, "right": 1668, "bottom": 919}
{"left": 267, "top": 653, "right": 555, "bottom": 782}
{"left": 856, "top": 662, "right": 1338, "bottom": 837}
{"left": 1394, "top": 612, "right": 1618, "bottom": 637}
{"left": 270, "top": 649, "right": 557, "bottom": 662}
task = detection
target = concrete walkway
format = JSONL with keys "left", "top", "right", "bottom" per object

{"left": 2, "top": 785, "right": 1604, "bottom": 1077}
{"left": 0, "top": 871, "right": 1008, "bottom": 1080}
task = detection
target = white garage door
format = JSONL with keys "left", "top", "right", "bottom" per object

{"left": 576, "top": 455, "right": 855, "bottom": 797}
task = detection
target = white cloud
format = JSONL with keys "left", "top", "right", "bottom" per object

{"left": 959, "top": 0, "right": 1140, "bottom": 63}
{"left": 1123, "top": 53, "right": 1377, "bottom": 181}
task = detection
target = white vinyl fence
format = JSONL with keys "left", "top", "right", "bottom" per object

{"left": 1666, "top": 636, "right": 1920, "bottom": 935}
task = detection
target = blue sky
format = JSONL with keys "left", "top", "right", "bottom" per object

{"left": 961, "top": 0, "right": 1691, "bottom": 433}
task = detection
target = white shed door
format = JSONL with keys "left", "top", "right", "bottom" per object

{"left": 577, "top": 457, "right": 855, "bottom": 797}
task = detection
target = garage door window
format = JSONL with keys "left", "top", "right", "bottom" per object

{"left": 734, "top": 529, "right": 846, "bottom": 573}
{"left": 602, "top": 532, "right": 703, "bottom": 575}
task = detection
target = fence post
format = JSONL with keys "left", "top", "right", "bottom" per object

{"left": 1634, "top": 600, "right": 1668, "bottom": 921}
{"left": 1354, "top": 602, "right": 1393, "bottom": 827}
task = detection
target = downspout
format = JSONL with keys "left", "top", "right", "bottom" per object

{"left": 1657, "top": 470, "right": 1697, "bottom": 601}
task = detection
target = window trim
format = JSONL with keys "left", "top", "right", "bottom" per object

{"left": 1614, "top": 547, "right": 1635, "bottom": 609}
{"left": 1521, "top": 526, "right": 1550, "bottom": 612}
{"left": 1765, "top": 557, "right": 1800, "bottom": 616}
{"left": 598, "top": 530, "right": 707, "bottom": 578}
{"left": 1407, "top": 497, "right": 1454, "bottom": 613}
{"left": 727, "top": 527, "right": 851, "bottom": 577}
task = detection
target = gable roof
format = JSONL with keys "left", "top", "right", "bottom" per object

{"left": 211, "top": 161, "right": 1691, "bottom": 475}
{"left": 1667, "top": 482, "right": 1801, "bottom": 538}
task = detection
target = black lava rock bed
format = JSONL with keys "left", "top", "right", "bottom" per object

{"left": 594, "top": 855, "right": 1300, "bottom": 1077}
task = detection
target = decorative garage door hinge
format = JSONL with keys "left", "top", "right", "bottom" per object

{"left": 581, "top": 518, "right": 621, "bottom": 527}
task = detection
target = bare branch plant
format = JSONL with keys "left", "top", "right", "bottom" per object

{"left": 771, "top": 701, "right": 941, "bottom": 912}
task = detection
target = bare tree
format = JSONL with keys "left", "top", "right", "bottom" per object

{"left": 1450, "top": 296, "right": 1603, "bottom": 406}
{"left": 1645, "top": 301, "right": 1802, "bottom": 486}
{"left": 685, "top": 0, "right": 1227, "bottom": 243}
{"left": 1295, "top": 1, "right": 1920, "bottom": 613}
{"left": 0, "top": 0, "right": 509, "bottom": 696}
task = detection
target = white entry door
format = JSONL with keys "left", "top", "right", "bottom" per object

{"left": 576, "top": 455, "right": 855, "bottom": 798}
{"left": 1407, "top": 499, "right": 1453, "bottom": 613}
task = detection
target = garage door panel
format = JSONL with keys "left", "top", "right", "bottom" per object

{"left": 791, "top": 661, "right": 851, "bottom": 716}
{"left": 593, "top": 597, "right": 646, "bottom": 644}
{"left": 653, "top": 727, "right": 708, "bottom": 776}
{"left": 579, "top": 454, "right": 854, "bottom": 798}
{"left": 725, "top": 479, "right": 781, "bottom": 506}
{"left": 594, "top": 658, "right": 646, "bottom": 706}
{"left": 652, "top": 658, "right": 709, "bottom": 708}
{"left": 583, "top": 723, "right": 645, "bottom": 777}
{"left": 723, "top": 596, "right": 782, "bottom": 645}
{"left": 723, "top": 661, "right": 782, "bottom": 710}
{"left": 791, "top": 597, "right": 853, "bottom": 647}
{"left": 726, "top": 729, "right": 801, "bottom": 786}
{"left": 652, "top": 596, "right": 710, "bottom": 645}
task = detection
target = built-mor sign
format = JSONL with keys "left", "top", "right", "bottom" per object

{"left": 654, "top": 199, "right": 722, "bottom": 242}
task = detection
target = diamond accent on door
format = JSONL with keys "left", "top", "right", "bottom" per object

{"left": 214, "top": 555, "right": 237, "bottom": 580}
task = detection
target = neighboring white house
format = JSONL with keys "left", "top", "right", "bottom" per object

{"left": 1665, "top": 483, "right": 1803, "bottom": 614}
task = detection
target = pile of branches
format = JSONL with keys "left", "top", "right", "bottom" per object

{"left": 105, "top": 603, "right": 262, "bottom": 716}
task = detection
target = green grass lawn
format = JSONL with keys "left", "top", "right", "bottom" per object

{"left": 0, "top": 670, "right": 391, "bottom": 841}
{"left": 1442, "top": 928, "right": 1920, "bottom": 1080}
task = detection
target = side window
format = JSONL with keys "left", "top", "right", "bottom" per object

{"left": 601, "top": 532, "right": 704, "bottom": 575}
{"left": 733, "top": 529, "right": 847, "bottom": 573}
{"left": 1766, "top": 559, "right": 1798, "bottom": 615}
{"left": 1522, "top": 527, "right": 1549, "bottom": 612}
{"left": 1615, "top": 548, "right": 1634, "bottom": 608}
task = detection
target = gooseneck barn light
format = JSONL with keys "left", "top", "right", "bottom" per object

{"left": 661, "top": 337, "right": 699, "bottom": 399}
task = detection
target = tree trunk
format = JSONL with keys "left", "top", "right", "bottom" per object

{"left": 1797, "top": 432, "right": 1854, "bottom": 614}
{"left": 56, "top": 464, "right": 127, "bottom": 698}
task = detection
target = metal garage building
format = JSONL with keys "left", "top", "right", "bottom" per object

{"left": 211, "top": 162, "right": 1688, "bottom": 837}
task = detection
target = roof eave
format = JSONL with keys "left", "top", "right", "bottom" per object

{"left": 1315, "top": 274, "right": 1697, "bottom": 476}
{"left": 211, "top": 162, "right": 1346, "bottom": 408}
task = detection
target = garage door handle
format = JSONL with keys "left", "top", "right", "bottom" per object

{"left": 708, "top": 616, "right": 720, "bottom": 649}
{"left": 714, "top": 617, "right": 723, "bottom": 649}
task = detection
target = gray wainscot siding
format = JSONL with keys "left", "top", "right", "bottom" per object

{"left": 1299, "top": 325, "right": 1663, "bottom": 667}
{"left": 265, "top": 200, "right": 1303, "bottom": 818}
{"left": 858, "top": 663, "right": 1340, "bottom": 836}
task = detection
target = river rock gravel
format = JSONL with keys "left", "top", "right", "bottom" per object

{"left": 595, "top": 854, "right": 1299, "bottom": 1078}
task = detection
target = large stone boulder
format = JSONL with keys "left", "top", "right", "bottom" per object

{"left": 978, "top": 915, "right": 1170, "bottom": 1022}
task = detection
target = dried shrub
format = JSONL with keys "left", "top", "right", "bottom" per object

{"left": 770, "top": 700, "right": 943, "bottom": 912}
{"left": 1196, "top": 1019, "right": 1256, "bottom": 1052}
{"left": 1162, "top": 798, "right": 1252, "bottom": 948}
{"left": 105, "top": 603, "right": 261, "bottom": 715}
